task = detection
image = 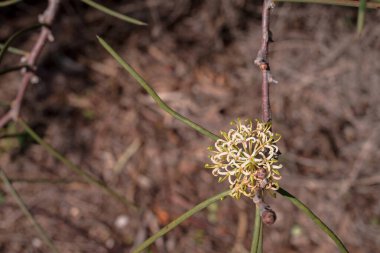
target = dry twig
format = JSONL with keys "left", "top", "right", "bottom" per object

{"left": 255, "top": 0, "right": 277, "bottom": 123}
{"left": 252, "top": 0, "right": 278, "bottom": 227}
{"left": 0, "top": 0, "right": 60, "bottom": 128}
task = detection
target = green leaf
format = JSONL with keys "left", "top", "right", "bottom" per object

{"left": 278, "top": 187, "right": 349, "bottom": 253}
{"left": 0, "top": 24, "right": 41, "bottom": 66}
{"left": 0, "top": 44, "right": 27, "bottom": 56}
{"left": 0, "top": 0, "right": 22, "bottom": 7}
{"left": 97, "top": 36, "right": 220, "bottom": 141}
{"left": 357, "top": 0, "right": 367, "bottom": 34}
{"left": 81, "top": 0, "right": 147, "bottom": 26}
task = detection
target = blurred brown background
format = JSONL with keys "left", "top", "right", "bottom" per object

{"left": 1, "top": 1, "right": 379, "bottom": 252}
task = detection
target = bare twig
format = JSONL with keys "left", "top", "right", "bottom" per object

{"left": 0, "top": 0, "right": 60, "bottom": 129}
{"left": 250, "top": 5, "right": 278, "bottom": 249}
{"left": 255, "top": 0, "right": 277, "bottom": 123}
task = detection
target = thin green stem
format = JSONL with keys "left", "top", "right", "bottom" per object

{"left": 0, "top": 24, "right": 41, "bottom": 65}
{"left": 0, "top": 0, "right": 22, "bottom": 7}
{"left": 277, "top": 187, "right": 349, "bottom": 253}
{"left": 132, "top": 190, "right": 231, "bottom": 253}
{"left": 97, "top": 36, "right": 220, "bottom": 141}
{"left": 81, "top": 0, "right": 147, "bottom": 26}
{"left": 0, "top": 44, "right": 28, "bottom": 56}
{"left": 250, "top": 205, "right": 262, "bottom": 253}
{"left": 0, "top": 169, "right": 59, "bottom": 253}
{"left": 258, "top": 221, "right": 263, "bottom": 253}
{"left": 18, "top": 119, "right": 136, "bottom": 210}
{"left": 274, "top": 0, "right": 379, "bottom": 8}
{"left": 357, "top": 0, "right": 367, "bottom": 34}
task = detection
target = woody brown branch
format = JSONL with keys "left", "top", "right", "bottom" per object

{"left": 255, "top": 0, "right": 276, "bottom": 123}
{"left": 253, "top": 0, "right": 278, "bottom": 224}
{"left": 0, "top": 0, "right": 60, "bottom": 129}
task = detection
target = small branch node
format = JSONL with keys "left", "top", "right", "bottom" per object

{"left": 268, "top": 72, "right": 278, "bottom": 84}
{"left": 268, "top": 0, "right": 275, "bottom": 9}
{"left": 30, "top": 75, "right": 40, "bottom": 84}
{"left": 47, "top": 31, "right": 55, "bottom": 42}
{"left": 20, "top": 56, "right": 27, "bottom": 63}
{"left": 38, "top": 14, "right": 45, "bottom": 24}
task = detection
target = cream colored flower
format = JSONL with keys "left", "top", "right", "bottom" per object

{"left": 205, "top": 119, "right": 282, "bottom": 199}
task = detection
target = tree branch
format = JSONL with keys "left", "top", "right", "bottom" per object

{"left": 252, "top": 0, "right": 277, "bottom": 230}
{"left": 255, "top": 0, "right": 277, "bottom": 123}
{"left": 0, "top": 0, "right": 60, "bottom": 129}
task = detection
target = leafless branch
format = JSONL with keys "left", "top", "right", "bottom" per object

{"left": 255, "top": 0, "right": 277, "bottom": 123}
{"left": 0, "top": 0, "right": 60, "bottom": 129}
{"left": 254, "top": 0, "right": 278, "bottom": 224}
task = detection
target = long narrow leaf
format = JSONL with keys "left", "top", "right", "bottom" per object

{"left": 97, "top": 36, "right": 220, "bottom": 141}
{"left": 0, "top": 0, "right": 22, "bottom": 7}
{"left": 18, "top": 119, "right": 136, "bottom": 210}
{"left": 357, "top": 0, "right": 367, "bottom": 34}
{"left": 81, "top": 0, "right": 147, "bottom": 26}
{"left": 0, "top": 24, "right": 41, "bottom": 65}
{"left": 278, "top": 187, "right": 349, "bottom": 253}
{"left": 0, "top": 44, "right": 28, "bottom": 56}
{"left": 0, "top": 169, "right": 59, "bottom": 253}
{"left": 132, "top": 190, "right": 230, "bottom": 253}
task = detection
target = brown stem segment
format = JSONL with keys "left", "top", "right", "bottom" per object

{"left": 254, "top": 0, "right": 278, "bottom": 225}
{"left": 0, "top": 0, "right": 60, "bottom": 129}
{"left": 255, "top": 0, "right": 277, "bottom": 123}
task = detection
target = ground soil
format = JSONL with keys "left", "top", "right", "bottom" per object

{"left": 0, "top": 1, "right": 379, "bottom": 253}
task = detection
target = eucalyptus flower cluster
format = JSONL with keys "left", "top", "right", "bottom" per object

{"left": 205, "top": 119, "right": 282, "bottom": 199}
